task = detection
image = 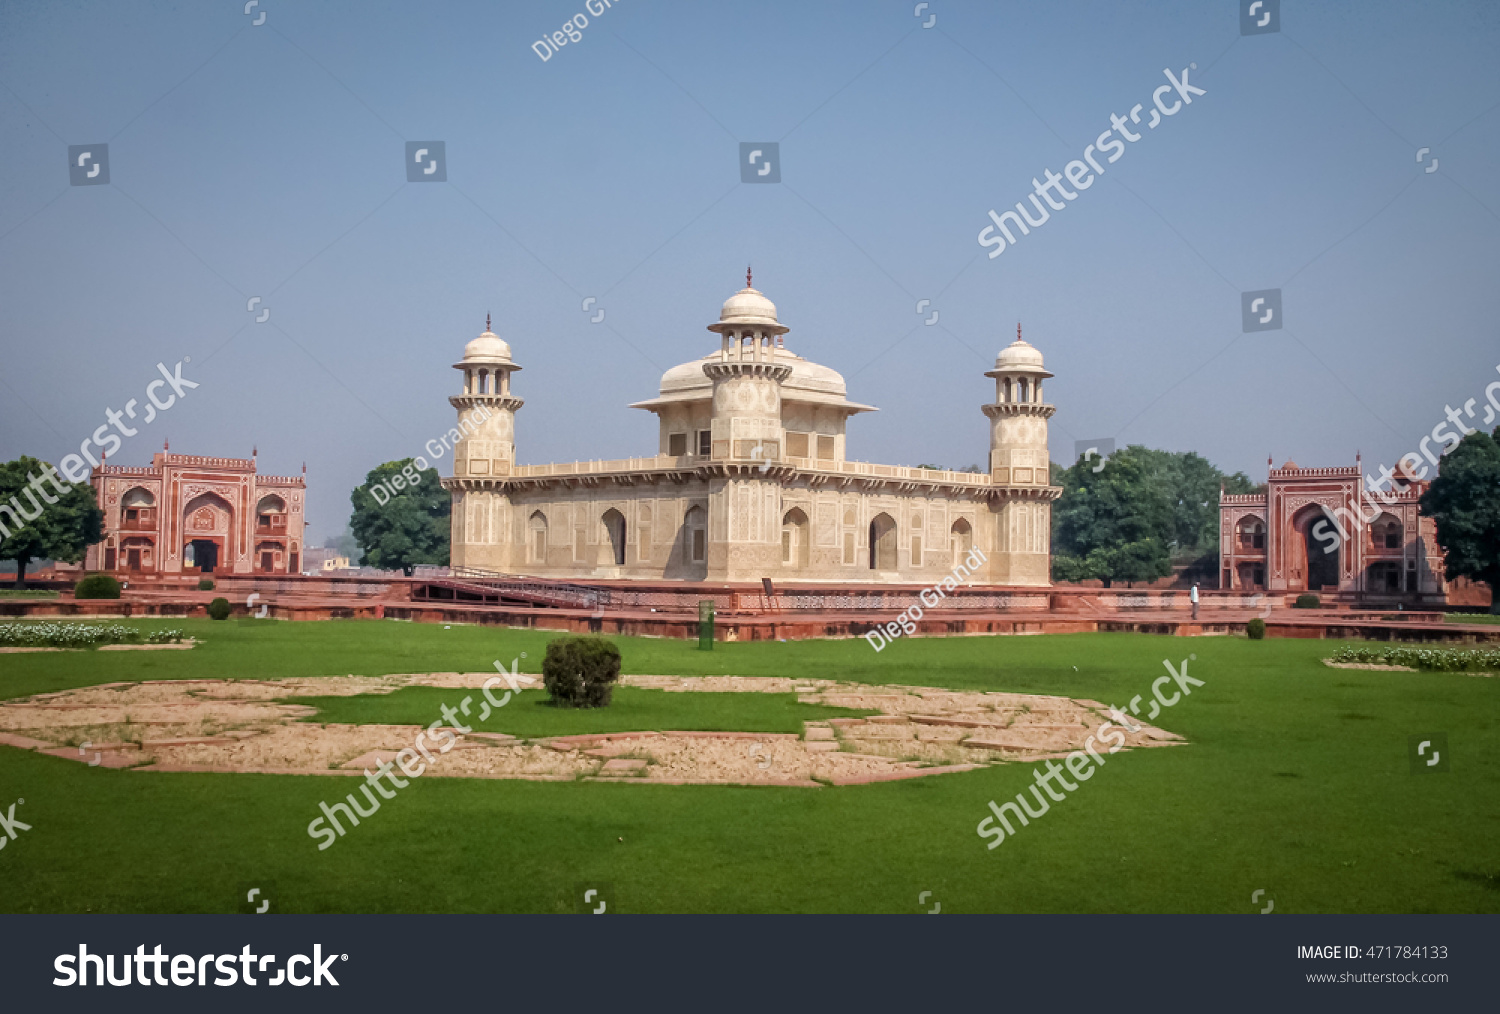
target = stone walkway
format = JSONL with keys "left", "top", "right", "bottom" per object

{"left": 0, "top": 673, "right": 1183, "bottom": 787}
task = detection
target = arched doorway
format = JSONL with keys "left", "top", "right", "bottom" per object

{"left": 684, "top": 506, "right": 706, "bottom": 564}
{"left": 182, "top": 492, "right": 233, "bottom": 574}
{"left": 1236, "top": 516, "right": 1265, "bottom": 550}
{"left": 782, "top": 508, "right": 809, "bottom": 569}
{"left": 254, "top": 541, "right": 283, "bottom": 573}
{"left": 1370, "top": 513, "right": 1403, "bottom": 550}
{"left": 1291, "top": 505, "right": 1340, "bottom": 592}
{"left": 529, "top": 511, "right": 548, "bottom": 565}
{"left": 950, "top": 518, "right": 973, "bottom": 566}
{"left": 1367, "top": 561, "right": 1402, "bottom": 593}
{"left": 1236, "top": 562, "right": 1265, "bottom": 590}
{"left": 869, "top": 513, "right": 897, "bottom": 571}
{"left": 600, "top": 509, "right": 626, "bottom": 567}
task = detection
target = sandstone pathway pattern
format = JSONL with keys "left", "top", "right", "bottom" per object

{"left": 0, "top": 673, "right": 1184, "bottom": 787}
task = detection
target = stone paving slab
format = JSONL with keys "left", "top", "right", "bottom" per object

{"left": 37, "top": 746, "right": 143, "bottom": 769}
{"left": 827, "top": 763, "right": 984, "bottom": 786}
{"left": 600, "top": 758, "right": 648, "bottom": 774}
{"left": 0, "top": 732, "right": 55, "bottom": 751}
{"left": 0, "top": 674, "right": 1184, "bottom": 788}
{"left": 140, "top": 736, "right": 238, "bottom": 748}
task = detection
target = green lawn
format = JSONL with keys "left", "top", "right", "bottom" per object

{"left": 294, "top": 685, "right": 874, "bottom": 737}
{"left": 1446, "top": 612, "right": 1500, "bottom": 625}
{"left": 0, "top": 618, "right": 1497, "bottom": 914}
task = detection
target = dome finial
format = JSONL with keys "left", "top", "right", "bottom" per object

{"left": 486, "top": 312, "right": 491, "bottom": 333}
{"left": 1017, "top": 322, "right": 1022, "bottom": 342}
{"left": 746, "top": 264, "right": 752, "bottom": 289}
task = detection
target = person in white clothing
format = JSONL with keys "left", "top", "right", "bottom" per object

{"left": 1190, "top": 583, "right": 1200, "bottom": 620}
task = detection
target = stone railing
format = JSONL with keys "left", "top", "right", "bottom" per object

{"left": 160, "top": 454, "right": 253, "bottom": 469}
{"left": 1268, "top": 466, "right": 1359, "bottom": 479}
{"left": 834, "top": 461, "right": 991, "bottom": 484}
{"left": 511, "top": 455, "right": 992, "bottom": 485}
{"left": 512, "top": 455, "right": 691, "bottom": 477}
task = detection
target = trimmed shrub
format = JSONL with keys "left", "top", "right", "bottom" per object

{"left": 1246, "top": 617, "right": 1266, "bottom": 640}
{"left": 73, "top": 574, "right": 121, "bottom": 599}
{"left": 542, "top": 636, "right": 621, "bottom": 708}
{"left": 1293, "top": 594, "right": 1321, "bottom": 609}
{"left": 198, "top": 578, "right": 215, "bottom": 591}
{"left": 207, "top": 597, "right": 231, "bottom": 621}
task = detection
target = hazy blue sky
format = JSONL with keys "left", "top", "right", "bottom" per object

{"left": 2, "top": 0, "right": 1497, "bottom": 541}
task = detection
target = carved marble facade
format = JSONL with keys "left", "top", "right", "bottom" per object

{"left": 442, "top": 281, "right": 1061, "bottom": 585}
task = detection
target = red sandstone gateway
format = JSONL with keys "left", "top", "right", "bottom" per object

{"left": 85, "top": 448, "right": 306, "bottom": 576}
{"left": 1220, "top": 457, "right": 1445, "bottom": 607}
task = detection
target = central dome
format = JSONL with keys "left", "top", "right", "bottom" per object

{"left": 719, "top": 286, "right": 779, "bottom": 327}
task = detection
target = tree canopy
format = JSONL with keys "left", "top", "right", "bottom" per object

{"left": 0, "top": 455, "right": 103, "bottom": 586}
{"left": 1420, "top": 426, "right": 1500, "bottom": 607}
{"left": 1050, "top": 445, "right": 1258, "bottom": 587}
{"left": 349, "top": 459, "right": 450, "bottom": 576}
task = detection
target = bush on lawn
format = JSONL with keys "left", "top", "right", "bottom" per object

{"left": 542, "top": 636, "right": 621, "bottom": 708}
{"left": 73, "top": 574, "right": 121, "bottom": 599}
{"left": 207, "top": 597, "right": 231, "bottom": 621}
{"left": 1246, "top": 617, "right": 1266, "bottom": 640}
{"left": 1294, "top": 594, "right": 1320, "bottom": 609}
{"left": 198, "top": 578, "right": 214, "bottom": 591}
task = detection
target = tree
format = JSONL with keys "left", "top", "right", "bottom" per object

{"left": 0, "top": 456, "right": 103, "bottom": 587}
{"left": 1128, "top": 447, "right": 1258, "bottom": 557}
{"left": 1051, "top": 449, "right": 1173, "bottom": 587}
{"left": 1050, "top": 445, "right": 1254, "bottom": 587}
{"left": 349, "top": 459, "right": 450, "bottom": 575}
{"left": 1420, "top": 427, "right": 1500, "bottom": 610}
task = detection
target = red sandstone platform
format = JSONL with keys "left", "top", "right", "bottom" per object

{"left": 5, "top": 573, "right": 1496, "bottom": 645}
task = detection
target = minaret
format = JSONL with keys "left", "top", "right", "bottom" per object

{"left": 982, "top": 325, "right": 1060, "bottom": 585}
{"left": 444, "top": 317, "right": 524, "bottom": 571}
{"left": 701, "top": 271, "right": 792, "bottom": 580}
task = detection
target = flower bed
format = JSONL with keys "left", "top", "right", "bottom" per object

{"left": 0, "top": 623, "right": 185, "bottom": 649}
{"left": 1330, "top": 645, "right": 1500, "bottom": 672}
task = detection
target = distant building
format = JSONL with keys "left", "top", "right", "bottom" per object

{"left": 85, "top": 449, "right": 306, "bottom": 575}
{"left": 441, "top": 278, "right": 1062, "bottom": 584}
{"left": 1219, "top": 458, "right": 1445, "bottom": 604}
{"left": 302, "top": 547, "right": 350, "bottom": 574}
